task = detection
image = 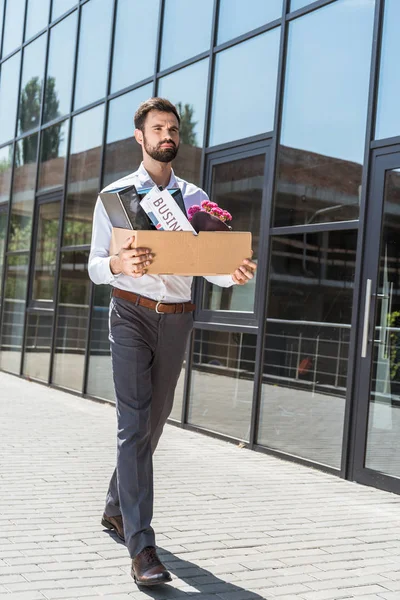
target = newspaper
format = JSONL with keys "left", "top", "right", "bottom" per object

{"left": 140, "top": 185, "right": 196, "bottom": 234}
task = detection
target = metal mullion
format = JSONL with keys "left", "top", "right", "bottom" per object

{"left": 180, "top": 329, "right": 194, "bottom": 426}
{"left": 180, "top": 0, "right": 220, "bottom": 430}
{"left": 212, "top": 18, "right": 281, "bottom": 56}
{"left": 0, "top": 0, "right": 6, "bottom": 58}
{"left": 247, "top": 0, "right": 289, "bottom": 450}
{"left": 0, "top": 0, "right": 28, "bottom": 373}
{"left": 371, "top": 135, "right": 400, "bottom": 150}
{"left": 20, "top": 6, "right": 53, "bottom": 377}
{"left": 48, "top": 1, "right": 81, "bottom": 385}
{"left": 60, "top": 244, "right": 90, "bottom": 253}
{"left": 344, "top": 0, "right": 386, "bottom": 482}
{"left": 204, "top": 132, "right": 273, "bottom": 155}
{"left": 5, "top": 249, "right": 30, "bottom": 257}
{"left": 270, "top": 220, "right": 359, "bottom": 236}
{"left": 153, "top": 0, "right": 165, "bottom": 94}
{"left": 286, "top": 0, "right": 337, "bottom": 21}
{"left": 193, "top": 322, "right": 258, "bottom": 334}
{"left": 82, "top": 0, "right": 118, "bottom": 397}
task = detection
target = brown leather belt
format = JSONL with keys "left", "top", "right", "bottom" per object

{"left": 112, "top": 288, "right": 195, "bottom": 314}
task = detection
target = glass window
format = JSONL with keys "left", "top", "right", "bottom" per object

{"left": 38, "top": 120, "right": 69, "bottom": 192}
{"left": 73, "top": 0, "right": 113, "bottom": 110}
{"left": 209, "top": 29, "right": 280, "bottom": 147}
{"left": 0, "top": 144, "right": 13, "bottom": 301}
{"left": 202, "top": 154, "right": 265, "bottom": 312}
{"left": 0, "top": 254, "right": 29, "bottom": 375}
{"left": 44, "top": 11, "right": 77, "bottom": 123}
{"left": 103, "top": 85, "right": 152, "bottom": 188}
{"left": 8, "top": 133, "right": 38, "bottom": 252}
{"left": 160, "top": 0, "right": 213, "bottom": 71}
{"left": 63, "top": 104, "right": 104, "bottom": 247}
{"left": 23, "top": 311, "right": 54, "bottom": 382}
{"left": 52, "top": 250, "right": 90, "bottom": 391}
{"left": 158, "top": 60, "right": 209, "bottom": 185}
{"left": 290, "top": 0, "right": 312, "bottom": 11}
{"left": 25, "top": 0, "right": 50, "bottom": 40}
{"left": 51, "top": 0, "right": 77, "bottom": 21}
{"left": 86, "top": 285, "right": 113, "bottom": 401}
{"left": 32, "top": 201, "right": 61, "bottom": 301}
{"left": 375, "top": 0, "right": 400, "bottom": 140}
{"left": 364, "top": 168, "right": 400, "bottom": 478}
{"left": 217, "top": 0, "right": 282, "bottom": 45}
{"left": 188, "top": 329, "right": 257, "bottom": 441}
{"left": 257, "top": 230, "right": 358, "bottom": 469}
{"left": 273, "top": 0, "right": 375, "bottom": 227}
{"left": 18, "top": 34, "right": 47, "bottom": 136}
{"left": 111, "top": 0, "right": 159, "bottom": 94}
{"left": 0, "top": 53, "right": 22, "bottom": 144}
{"left": 2, "top": 0, "right": 25, "bottom": 57}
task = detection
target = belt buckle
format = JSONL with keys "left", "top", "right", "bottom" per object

{"left": 155, "top": 301, "right": 163, "bottom": 314}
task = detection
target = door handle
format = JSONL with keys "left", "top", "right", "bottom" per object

{"left": 361, "top": 278, "right": 372, "bottom": 358}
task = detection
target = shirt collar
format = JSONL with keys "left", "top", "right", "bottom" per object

{"left": 137, "top": 162, "right": 178, "bottom": 190}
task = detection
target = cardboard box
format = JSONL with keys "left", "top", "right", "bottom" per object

{"left": 110, "top": 228, "right": 252, "bottom": 276}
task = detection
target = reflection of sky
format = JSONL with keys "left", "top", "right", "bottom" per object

{"left": 210, "top": 28, "right": 280, "bottom": 146}
{"left": 46, "top": 12, "right": 77, "bottom": 119}
{"left": 25, "top": 0, "right": 50, "bottom": 41}
{"left": 107, "top": 85, "right": 153, "bottom": 144}
{"left": 290, "top": 0, "right": 312, "bottom": 11}
{"left": 71, "top": 105, "right": 105, "bottom": 155}
{"left": 74, "top": 0, "right": 114, "bottom": 110}
{"left": 281, "top": 0, "right": 375, "bottom": 164}
{"left": 0, "top": 53, "right": 21, "bottom": 144}
{"left": 160, "top": 0, "right": 213, "bottom": 70}
{"left": 217, "top": 0, "right": 283, "bottom": 44}
{"left": 20, "top": 33, "right": 46, "bottom": 92}
{"left": 375, "top": 0, "right": 400, "bottom": 140}
{"left": 158, "top": 60, "right": 209, "bottom": 146}
{"left": 111, "top": 0, "right": 159, "bottom": 94}
{"left": 2, "top": 0, "right": 25, "bottom": 57}
{"left": 52, "top": 0, "right": 77, "bottom": 21}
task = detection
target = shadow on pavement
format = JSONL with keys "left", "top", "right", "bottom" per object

{"left": 139, "top": 547, "right": 266, "bottom": 599}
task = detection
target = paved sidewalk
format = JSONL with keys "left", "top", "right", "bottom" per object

{"left": 1, "top": 374, "right": 400, "bottom": 600}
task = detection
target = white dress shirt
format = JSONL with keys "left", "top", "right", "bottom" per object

{"left": 88, "top": 163, "right": 235, "bottom": 302}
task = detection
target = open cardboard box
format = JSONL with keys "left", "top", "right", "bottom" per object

{"left": 110, "top": 228, "right": 252, "bottom": 276}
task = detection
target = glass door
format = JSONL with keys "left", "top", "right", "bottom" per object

{"left": 354, "top": 147, "right": 400, "bottom": 492}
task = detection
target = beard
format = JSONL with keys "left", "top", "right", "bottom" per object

{"left": 143, "top": 134, "right": 179, "bottom": 163}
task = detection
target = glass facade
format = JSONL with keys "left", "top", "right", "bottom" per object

{"left": 2, "top": 0, "right": 400, "bottom": 495}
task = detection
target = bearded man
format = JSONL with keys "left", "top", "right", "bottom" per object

{"left": 88, "top": 98, "right": 256, "bottom": 586}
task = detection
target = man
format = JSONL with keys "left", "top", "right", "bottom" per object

{"left": 88, "top": 98, "right": 256, "bottom": 586}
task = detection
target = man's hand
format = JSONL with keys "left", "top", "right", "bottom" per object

{"left": 110, "top": 236, "right": 153, "bottom": 278}
{"left": 232, "top": 258, "right": 257, "bottom": 285}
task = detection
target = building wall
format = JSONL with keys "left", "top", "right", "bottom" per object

{"left": 1, "top": 0, "right": 400, "bottom": 485}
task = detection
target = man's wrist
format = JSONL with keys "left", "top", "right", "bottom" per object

{"left": 110, "top": 255, "right": 122, "bottom": 275}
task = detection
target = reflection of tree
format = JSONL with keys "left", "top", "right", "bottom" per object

{"left": 176, "top": 102, "right": 197, "bottom": 146}
{"left": 17, "top": 76, "right": 62, "bottom": 165}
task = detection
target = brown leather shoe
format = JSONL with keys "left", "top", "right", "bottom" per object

{"left": 131, "top": 546, "right": 172, "bottom": 586}
{"left": 101, "top": 513, "right": 125, "bottom": 542}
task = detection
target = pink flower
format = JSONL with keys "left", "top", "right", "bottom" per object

{"left": 188, "top": 205, "right": 201, "bottom": 221}
{"left": 222, "top": 210, "right": 232, "bottom": 222}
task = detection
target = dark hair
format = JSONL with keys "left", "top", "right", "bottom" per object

{"left": 134, "top": 97, "right": 181, "bottom": 131}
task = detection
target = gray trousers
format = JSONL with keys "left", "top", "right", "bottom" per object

{"left": 104, "top": 296, "right": 193, "bottom": 558}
